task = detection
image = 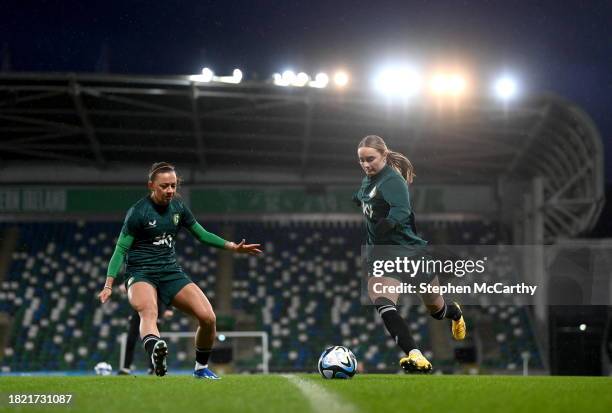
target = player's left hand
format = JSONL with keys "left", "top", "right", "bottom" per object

{"left": 230, "top": 239, "right": 262, "bottom": 255}
{"left": 98, "top": 288, "right": 112, "bottom": 304}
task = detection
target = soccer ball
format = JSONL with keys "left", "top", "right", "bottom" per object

{"left": 317, "top": 346, "right": 357, "bottom": 379}
{"left": 94, "top": 362, "right": 112, "bottom": 376}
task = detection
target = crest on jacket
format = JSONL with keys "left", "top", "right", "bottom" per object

{"left": 368, "top": 186, "right": 377, "bottom": 199}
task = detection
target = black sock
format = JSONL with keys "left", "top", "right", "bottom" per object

{"left": 142, "top": 334, "right": 160, "bottom": 357}
{"left": 431, "top": 301, "right": 462, "bottom": 321}
{"left": 376, "top": 305, "right": 417, "bottom": 354}
{"left": 444, "top": 302, "right": 462, "bottom": 321}
{"left": 196, "top": 348, "right": 212, "bottom": 366}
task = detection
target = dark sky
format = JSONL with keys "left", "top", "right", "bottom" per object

{"left": 1, "top": 0, "right": 610, "bottom": 177}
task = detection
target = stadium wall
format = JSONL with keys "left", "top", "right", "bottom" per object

{"left": 0, "top": 185, "right": 496, "bottom": 216}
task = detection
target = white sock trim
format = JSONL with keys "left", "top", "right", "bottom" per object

{"left": 195, "top": 361, "right": 209, "bottom": 371}
{"left": 409, "top": 349, "right": 422, "bottom": 356}
{"left": 378, "top": 306, "right": 397, "bottom": 316}
{"left": 143, "top": 336, "right": 159, "bottom": 346}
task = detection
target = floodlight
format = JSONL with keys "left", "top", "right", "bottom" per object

{"left": 333, "top": 71, "right": 349, "bottom": 87}
{"left": 282, "top": 70, "right": 296, "bottom": 85}
{"left": 201, "top": 67, "right": 214, "bottom": 82}
{"left": 272, "top": 72, "right": 285, "bottom": 86}
{"left": 232, "top": 68, "right": 243, "bottom": 83}
{"left": 374, "top": 67, "right": 420, "bottom": 98}
{"left": 217, "top": 68, "right": 243, "bottom": 84}
{"left": 189, "top": 67, "right": 215, "bottom": 83}
{"left": 293, "top": 72, "right": 310, "bottom": 87}
{"left": 309, "top": 72, "right": 329, "bottom": 88}
{"left": 430, "top": 73, "right": 467, "bottom": 96}
{"left": 448, "top": 74, "right": 466, "bottom": 95}
{"left": 494, "top": 76, "right": 518, "bottom": 99}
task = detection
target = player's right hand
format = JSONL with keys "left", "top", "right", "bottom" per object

{"left": 98, "top": 288, "right": 112, "bottom": 304}
{"left": 231, "top": 239, "right": 263, "bottom": 256}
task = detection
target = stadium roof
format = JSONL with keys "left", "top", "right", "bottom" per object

{"left": 0, "top": 73, "right": 605, "bottom": 239}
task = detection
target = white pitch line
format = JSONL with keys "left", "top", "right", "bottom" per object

{"left": 282, "top": 374, "right": 359, "bottom": 413}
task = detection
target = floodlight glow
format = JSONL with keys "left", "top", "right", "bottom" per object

{"left": 189, "top": 67, "right": 215, "bottom": 83}
{"left": 494, "top": 76, "right": 518, "bottom": 99}
{"left": 218, "top": 68, "right": 243, "bottom": 84}
{"left": 293, "top": 72, "right": 310, "bottom": 87}
{"left": 333, "top": 71, "right": 349, "bottom": 87}
{"left": 272, "top": 72, "right": 286, "bottom": 86}
{"left": 309, "top": 72, "right": 329, "bottom": 88}
{"left": 232, "top": 68, "right": 243, "bottom": 83}
{"left": 579, "top": 323, "right": 587, "bottom": 331}
{"left": 201, "top": 67, "right": 214, "bottom": 82}
{"left": 316, "top": 72, "right": 329, "bottom": 85}
{"left": 282, "top": 70, "right": 296, "bottom": 86}
{"left": 430, "top": 73, "right": 467, "bottom": 96}
{"left": 430, "top": 74, "right": 447, "bottom": 94}
{"left": 273, "top": 70, "right": 297, "bottom": 86}
{"left": 374, "top": 67, "right": 421, "bottom": 98}
{"left": 449, "top": 75, "right": 466, "bottom": 94}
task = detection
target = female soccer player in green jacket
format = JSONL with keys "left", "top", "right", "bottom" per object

{"left": 354, "top": 135, "right": 466, "bottom": 373}
{"left": 98, "top": 162, "right": 261, "bottom": 379}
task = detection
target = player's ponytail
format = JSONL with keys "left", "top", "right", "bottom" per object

{"left": 358, "top": 135, "right": 416, "bottom": 183}
{"left": 386, "top": 151, "right": 415, "bottom": 184}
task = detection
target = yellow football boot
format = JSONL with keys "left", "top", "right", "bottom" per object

{"left": 400, "top": 349, "right": 432, "bottom": 374}
{"left": 451, "top": 302, "right": 467, "bottom": 340}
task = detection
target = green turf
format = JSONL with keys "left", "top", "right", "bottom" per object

{"left": 1, "top": 374, "right": 611, "bottom": 413}
{"left": 319, "top": 374, "right": 612, "bottom": 413}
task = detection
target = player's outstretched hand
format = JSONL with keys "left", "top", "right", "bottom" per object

{"left": 98, "top": 288, "right": 112, "bottom": 304}
{"left": 231, "top": 239, "right": 262, "bottom": 256}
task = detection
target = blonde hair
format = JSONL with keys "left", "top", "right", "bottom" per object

{"left": 358, "top": 135, "right": 415, "bottom": 183}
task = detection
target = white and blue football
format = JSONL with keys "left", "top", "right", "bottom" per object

{"left": 318, "top": 346, "right": 358, "bottom": 379}
{"left": 94, "top": 361, "right": 113, "bottom": 376}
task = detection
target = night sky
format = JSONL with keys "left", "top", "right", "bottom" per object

{"left": 1, "top": 0, "right": 610, "bottom": 178}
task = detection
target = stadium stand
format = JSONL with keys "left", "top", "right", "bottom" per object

{"left": 0, "top": 219, "right": 542, "bottom": 373}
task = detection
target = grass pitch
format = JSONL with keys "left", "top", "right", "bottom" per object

{"left": 1, "top": 374, "right": 611, "bottom": 413}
